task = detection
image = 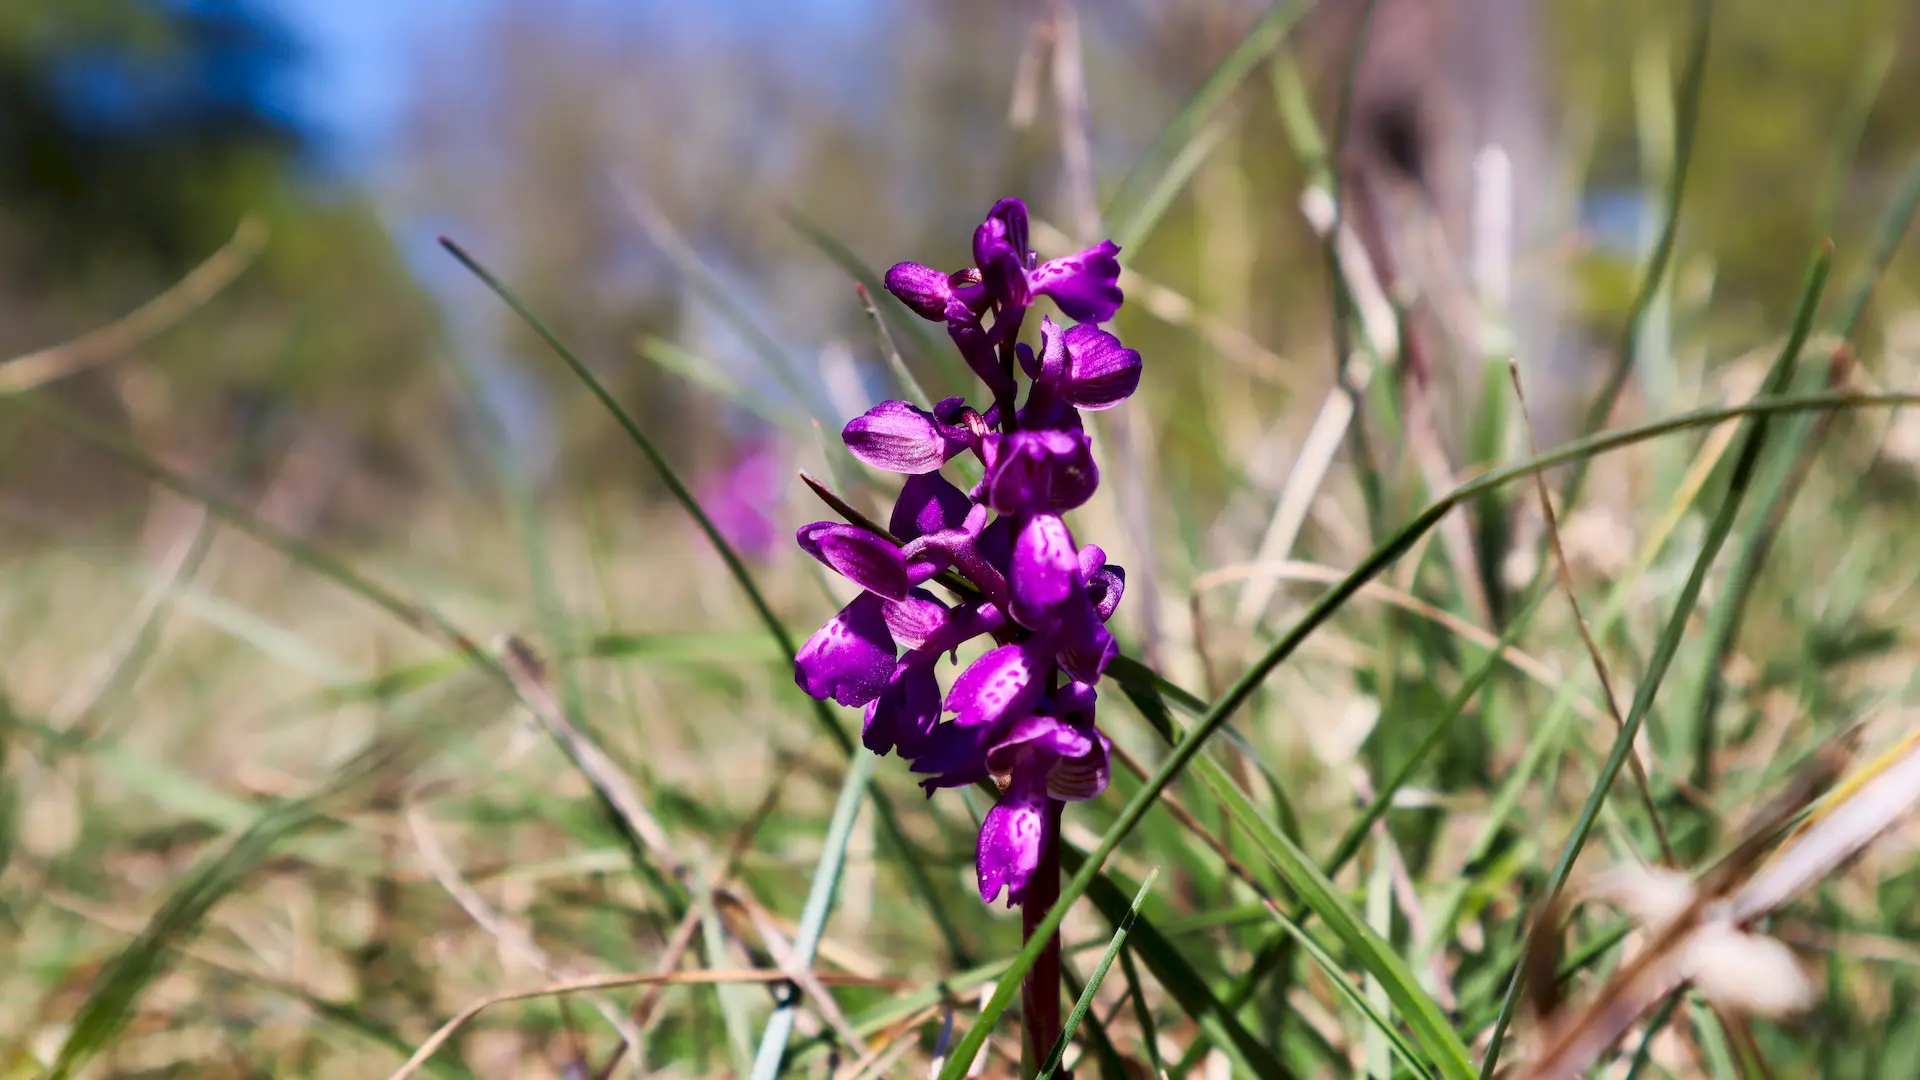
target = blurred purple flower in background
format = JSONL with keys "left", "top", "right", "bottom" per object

{"left": 700, "top": 438, "right": 785, "bottom": 561}
{"left": 793, "top": 196, "right": 1137, "bottom": 908}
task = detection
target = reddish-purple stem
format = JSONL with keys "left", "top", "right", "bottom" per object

{"left": 1021, "top": 798, "right": 1065, "bottom": 1073}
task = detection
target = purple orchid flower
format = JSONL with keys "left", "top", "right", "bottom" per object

{"left": 885, "top": 198, "right": 1123, "bottom": 413}
{"left": 700, "top": 440, "right": 786, "bottom": 560}
{"left": 795, "top": 194, "right": 1141, "bottom": 918}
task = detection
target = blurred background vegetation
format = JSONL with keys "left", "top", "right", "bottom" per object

{"left": 7, "top": 0, "right": 1920, "bottom": 1077}
{"left": 6, "top": 0, "right": 1917, "bottom": 530}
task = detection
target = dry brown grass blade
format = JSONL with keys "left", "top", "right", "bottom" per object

{"left": 1196, "top": 557, "right": 1609, "bottom": 725}
{"left": 1735, "top": 726, "right": 1920, "bottom": 921}
{"left": 722, "top": 889, "right": 871, "bottom": 1057}
{"left": 841, "top": 1002, "right": 944, "bottom": 1080}
{"left": 1508, "top": 359, "right": 1675, "bottom": 863}
{"left": 497, "top": 635, "right": 684, "bottom": 881}
{"left": 1517, "top": 741, "right": 1853, "bottom": 1079}
{"left": 386, "top": 969, "right": 906, "bottom": 1080}
{"left": 0, "top": 217, "right": 267, "bottom": 393}
{"left": 406, "top": 806, "right": 645, "bottom": 1059}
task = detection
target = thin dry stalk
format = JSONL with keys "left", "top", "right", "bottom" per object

{"left": 841, "top": 1005, "right": 943, "bottom": 1080}
{"left": 0, "top": 217, "right": 267, "bottom": 393}
{"left": 1035, "top": 219, "right": 1289, "bottom": 382}
{"left": 1508, "top": 360, "right": 1675, "bottom": 863}
{"left": 406, "top": 807, "right": 645, "bottom": 1063}
{"left": 385, "top": 969, "right": 904, "bottom": 1080}
{"left": 1199, "top": 558, "right": 1610, "bottom": 725}
{"left": 721, "top": 889, "right": 871, "bottom": 1057}
{"left": 1232, "top": 362, "right": 1366, "bottom": 627}
{"left": 497, "top": 635, "right": 684, "bottom": 881}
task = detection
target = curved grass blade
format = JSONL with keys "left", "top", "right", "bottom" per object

{"left": 1116, "top": 943, "right": 1164, "bottom": 1080}
{"left": 639, "top": 336, "right": 805, "bottom": 434}
{"left": 937, "top": 381, "right": 1920, "bottom": 1079}
{"left": 1565, "top": 0, "right": 1712, "bottom": 503}
{"left": 1679, "top": 150, "right": 1920, "bottom": 787}
{"left": 1037, "top": 867, "right": 1160, "bottom": 1080}
{"left": 45, "top": 710, "right": 465, "bottom": 1079}
{"left": 1071, "top": 855, "right": 1291, "bottom": 1080}
{"left": 440, "top": 237, "right": 974, "bottom": 965}
{"left": 1477, "top": 245, "right": 1833, "bottom": 1078}
{"left": 1262, "top": 900, "right": 1437, "bottom": 1080}
{"left": 749, "top": 751, "right": 879, "bottom": 1079}
{"left": 778, "top": 205, "right": 965, "bottom": 393}
{"left": 1102, "top": 1, "right": 1310, "bottom": 243}
{"left": 443, "top": 238, "right": 809, "bottom": 681}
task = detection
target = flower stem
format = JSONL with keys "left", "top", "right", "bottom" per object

{"left": 1021, "top": 798, "right": 1065, "bottom": 1079}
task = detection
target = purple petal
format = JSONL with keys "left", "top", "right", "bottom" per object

{"left": 1054, "top": 596, "right": 1118, "bottom": 684}
{"left": 1089, "top": 565, "right": 1127, "bottom": 622}
{"left": 1048, "top": 728, "right": 1111, "bottom": 802}
{"left": 1077, "top": 544, "right": 1107, "bottom": 578}
{"left": 909, "top": 721, "right": 992, "bottom": 793}
{"left": 1059, "top": 324, "right": 1142, "bottom": 410}
{"left": 973, "top": 198, "right": 1033, "bottom": 311}
{"left": 981, "top": 429, "right": 1100, "bottom": 515}
{"left": 976, "top": 765, "right": 1050, "bottom": 907}
{"left": 864, "top": 656, "right": 942, "bottom": 757}
{"left": 1029, "top": 239, "right": 1123, "bottom": 324}
{"left": 889, "top": 472, "right": 975, "bottom": 543}
{"left": 1009, "top": 513, "right": 1079, "bottom": 630}
{"left": 919, "top": 599, "right": 1005, "bottom": 657}
{"left": 794, "top": 593, "right": 898, "bottom": 707}
{"left": 1037, "top": 316, "right": 1070, "bottom": 384}
{"left": 946, "top": 640, "right": 1046, "bottom": 728}
{"left": 797, "top": 523, "right": 914, "bottom": 600}
{"left": 1052, "top": 680, "right": 1099, "bottom": 715}
{"left": 883, "top": 592, "right": 949, "bottom": 651}
{"left": 842, "top": 400, "right": 967, "bottom": 474}
{"left": 884, "top": 262, "right": 955, "bottom": 322}
{"left": 946, "top": 314, "right": 1016, "bottom": 402}
{"left": 985, "top": 713, "right": 1094, "bottom": 774}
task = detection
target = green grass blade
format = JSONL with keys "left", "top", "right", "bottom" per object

{"left": 1110, "top": 122, "right": 1226, "bottom": 255}
{"left": 939, "top": 383, "right": 1920, "bottom": 1079}
{"left": 1116, "top": 941, "right": 1165, "bottom": 1080}
{"left": 1565, "top": 0, "right": 1712, "bottom": 502}
{"left": 749, "top": 751, "right": 879, "bottom": 1079}
{"left": 1678, "top": 151, "right": 1920, "bottom": 792}
{"left": 856, "top": 282, "right": 932, "bottom": 410}
{"left": 1102, "top": 1, "right": 1310, "bottom": 243}
{"left": 442, "top": 238, "right": 811, "bottom": 683}
{"left": 1477, "top": 245, "right": 1834, "bottom": 1078}
{"left": 45, "top": 720, "right": 457, "bottom": 1079}
{"left": 1182, "top": 747, "right": 1474, "bottom": 1078}
{"left": 1264, "top": 902, "right": 1437, "bottom": 1080}
{"left": 778, "top": 205, "right": 964, "bottom": 393}
{"left": 1072, "top": 855, "right": 1292, "bottom": 1080}
{"left": 441, "top": 237, "right": 975, "bottom": 967}
{"left": 639, "top": 336, "right": 806, "bottom": 433}
{"left": 1037, "top": 867, "right": 1160, "bottom": 1080}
